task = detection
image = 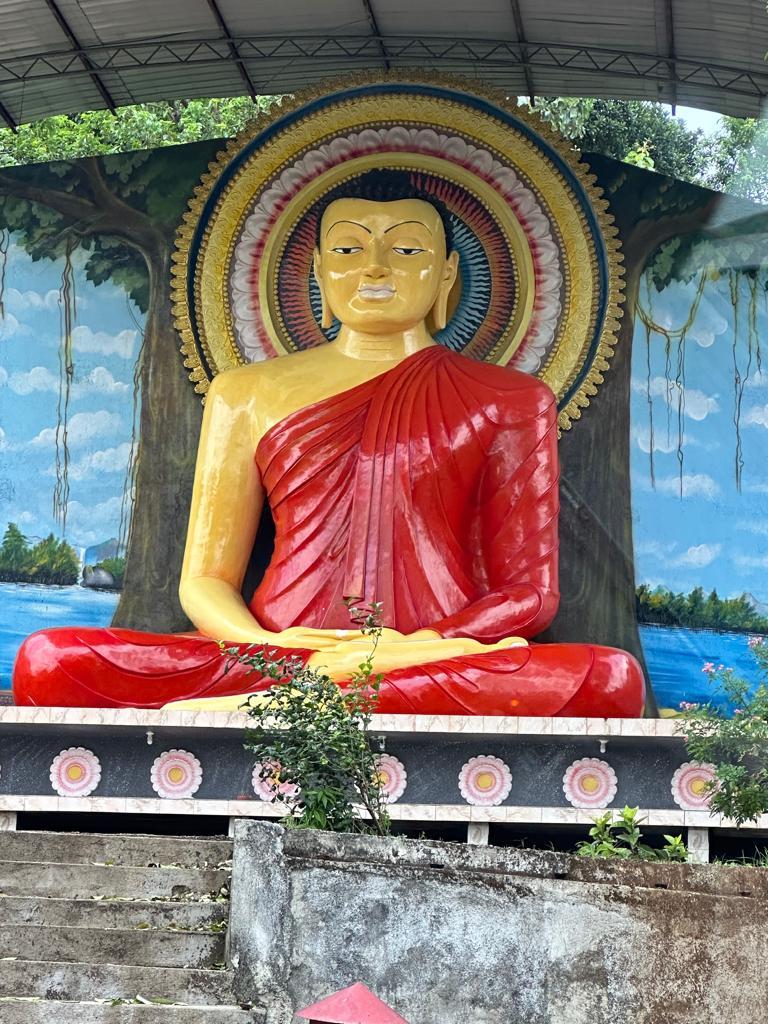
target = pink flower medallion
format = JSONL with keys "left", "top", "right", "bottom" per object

{"left": 375, "top": 754, "right": 408, "bottom": 804}
{"left": 671, "top": 762, "right": 717, "bottom": 810}
{"left": 458, "top": 755, "right": 512, "bottom": 806}
{"left": 50, "top": 747, "right": 101, "bottom": 797}
{"left": 252, "top": 760, "right": 300, "bottom": 803}
{"left": 562, "top": 758, "right": 617, "bottom": 809}
{"left": 150, "top": 749, "right": 203, "bottom": 800}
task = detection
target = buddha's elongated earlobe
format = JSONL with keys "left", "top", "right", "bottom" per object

{"left": 313, "top": 249, "right": 333, "bottom": 329}
{"left": 431, "top": 251, "right": 459, "bottom": 331}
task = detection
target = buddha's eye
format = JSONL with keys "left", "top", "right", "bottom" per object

{"left": 331, "top": 246, "right": 364, "bottom": 255}
{"left": 392, "top": 247, "right": 425, "bottom": 256}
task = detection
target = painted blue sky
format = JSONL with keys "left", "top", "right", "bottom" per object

{"left": 630, "top": 265, "right": 768, "bottom": 604}
{"left": 0, "top": 239, "right": 145, "bottom": 552}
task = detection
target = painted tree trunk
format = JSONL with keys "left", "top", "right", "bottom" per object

{"left": 112, "top": 245, "right": 202, "bottom": 631}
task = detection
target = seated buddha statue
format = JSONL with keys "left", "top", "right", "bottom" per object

{"left": 12, "top": 186, "right": 645, "bottom": 716}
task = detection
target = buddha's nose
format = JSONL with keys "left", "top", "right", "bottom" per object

{"left": 363, "top": 262, "right": 389, "bottom": 280}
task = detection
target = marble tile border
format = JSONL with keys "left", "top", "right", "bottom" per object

{"left": 0, "top": 707, "right": 681, "bottom": 740}
{"left": 0, "top": 792, "right": 758, "bottom": 829}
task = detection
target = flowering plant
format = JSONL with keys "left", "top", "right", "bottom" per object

{"left": 678, "top": 637, "right": 768, "bottom": 825}
{"left": 227, "top": 599, "right": 391, "bottom": 836}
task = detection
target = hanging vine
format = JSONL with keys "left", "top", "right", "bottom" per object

{"left": 0, "top": 216, "right": 8, "bottom": 322}
{"left": 635, "top": 268, "right": 707, "bottom": 495}
{"left": 53, "top": 236, "right": 77, "bottom": 534}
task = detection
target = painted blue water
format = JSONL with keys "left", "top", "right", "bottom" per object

{"left": 0, "top": 584, "right": 761, "bottom": 711}
{"left": 0, "top": 582, "right": 119, "bottom": 690}
{"left": 640, "top": 623, "right": 765, "bottom": 712}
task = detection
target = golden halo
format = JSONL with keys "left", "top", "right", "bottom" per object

{"left": 172, "top": 72, "right": 624, "bottom": 432}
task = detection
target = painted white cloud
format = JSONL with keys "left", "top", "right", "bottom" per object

{"left": 71, "top": 325, "right": 136, "bottom": 359}
{"left": 654, "top": 473, "right": 721, "bottom": 500}
{"left": 737, "top": 520, "right": 768, "bottom": 536}
{"left": 735, "top": 553, "right": 768, "bottom": 569}
{"left": 672, "top": 543, "right": 721, "bottom": 568}
{"left": 65, "top": 495, "right": 125, "bottom": 546}
{"left": 632, "top": 426, "right": 677, "bottom": 454}
{"left": 744, "top": 404, "right": 768, "bottom": 429}
{"left": 0, "top": 366, "right": 7, "bottom": 386}
{"left": 631, "top": 377, "right": 719, "bottom": 421}
{"left": 746, "top": 368, "right": 768, "bottom": 389}
{"left": 0, "top": 312, "right": 30, "bottom": 340}
{"left": 5, "top": 287, "right": 60, "bottom": 312}
{"left": 0, "top": 426, "right": 7, "bottom": 451}
{"left": 635, "top": 540, "right": 677, "bottom": 558}
{"left": 5, "top": 364, "right": 129, "bottom": 399}
{"left": 64, "top": 442, "right": 135, "bottom": 481}
{"left": 28, "top": 410, "right": 122, "bottom": 449}
{"left": 6, "top": 365, "right": 59, "bottom": 395}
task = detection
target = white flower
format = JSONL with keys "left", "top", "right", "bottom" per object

{"left": 458, "top": 755, "right": 512, "bottom": 806}
{"left": 50, "top": 747, "right": 101, "bottom": 797}
{"left": 150, "top": 749, "right": 203, "bottom": 800}
{"left": 563, "top": 758, "right": 617, "bottom": 809}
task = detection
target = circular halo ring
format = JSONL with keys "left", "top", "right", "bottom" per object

{"left": 172, "top": 73, "right": 624, "bottom": 432}
{"left": 259, "top": 153, "right": 535, "bottom": 362}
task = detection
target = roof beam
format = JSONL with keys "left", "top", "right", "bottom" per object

{"left": 509, "top": 0, "right": 535, "bottom": 104}
{"left": 665, "top": 0, "right": 677, "bottom": 112}
{"left": 43, "top": 0, "right": 117, "bottom": 113}
{"left": 204, "top": 0, "right": 257, "bottom": 98}
{"left": 361, "top": 0, "right": 391, "bottom": 71}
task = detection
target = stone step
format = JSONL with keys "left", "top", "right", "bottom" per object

{"left": 0, "top": 832, "right": 232, "bottom": 869}
{"left": 0, "top": 861, "right": 230, "bottom": 899}
{"left": 0, "top": 1001, "right": 258, "bottom": 1023}
{"left": 0, "top": 895, "right": 227, "bottom": 930}
{"left": 0, "top": 924, "right": 226, "bottom": 969}
{"left": 0, "top": 960, "right": 236, "bottom": 1005}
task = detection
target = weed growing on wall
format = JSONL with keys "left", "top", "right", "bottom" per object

{"left": 679, "top": 637, "right": 768, "bottom": 825}
{"left": 577, "top": 806, "right": 688, "bottom": 861}
{"left": 228, "top": 599, "right": 391, "bottom": 836}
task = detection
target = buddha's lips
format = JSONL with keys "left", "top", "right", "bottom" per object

{"left": 358, "top": 285, "right": 395, "bottom": 299}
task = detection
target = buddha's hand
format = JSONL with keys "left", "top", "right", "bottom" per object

{"left": 232, "top": 626, "right": 368, "bottom": 652}
{"left": 308, "top": 634, "right": 527, "bottom": 682}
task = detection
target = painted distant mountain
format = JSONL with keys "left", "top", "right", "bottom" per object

{"left": 84, "top": 538, "right": 123, "bottom": 565}
{"left": 747, "top": 593, "right": 768, "bottom": 618}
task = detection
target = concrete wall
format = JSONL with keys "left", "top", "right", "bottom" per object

{"left": 229, "top": 820, "right": 768, "bottom": 1024}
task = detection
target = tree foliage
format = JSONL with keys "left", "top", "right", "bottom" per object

{"left": 637, "top": 585, "right": 768, "bottom": 633}
{"left": 0, "top": 522, "right": 79, "bottom": 585}
{"left": 530, "top": 97, "right": 768, "bottom": 204}
{"left": 0, "top": 98, "right": 277, "bottom": 169}
{"left": 680, "top": 639, "right": 768, "bottom": 825}
{"left": 236, "top": 600, "right": 391, "bottom": 836}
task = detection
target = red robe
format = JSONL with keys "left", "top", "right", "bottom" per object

{"left": 13, "top": 347, "right": 644, "bottom": 715}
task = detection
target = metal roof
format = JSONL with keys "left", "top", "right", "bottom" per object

{"left": 1, "top": 0, "right": 767, "bottom": 129}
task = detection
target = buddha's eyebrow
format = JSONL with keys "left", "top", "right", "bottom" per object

{"left": 384, "top": 220, "right": 432, "bottom": 234}
{"left": 326, "top": 220, "right": 372, "bottom": 234}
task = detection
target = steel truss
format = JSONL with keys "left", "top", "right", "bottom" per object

{"left": 1, "top": 34, "right": 767, "bottom": 128}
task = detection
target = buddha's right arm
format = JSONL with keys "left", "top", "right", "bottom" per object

{"left": 178, "top": 370, "right": 340, "bottom": 651}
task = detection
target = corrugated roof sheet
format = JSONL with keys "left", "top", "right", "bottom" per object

{"left": 0, "top": 0, "right": 766, "bottom": 126}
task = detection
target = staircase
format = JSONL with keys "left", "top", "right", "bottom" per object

{"left": 0, "top": 830, "right": 259, "bottom": 1021}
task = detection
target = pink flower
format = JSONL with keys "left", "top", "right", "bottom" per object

{"left": 734, "top": 709, "right": 743, "bottom": 714}
{"left": 702, "top": 662, "right": 715, "bottom": 674}
{"left": 748, "top": 636, "right": 766, "bottom": 650}
{"left": 679, "top": 701, "right": 699, "bottom": 710}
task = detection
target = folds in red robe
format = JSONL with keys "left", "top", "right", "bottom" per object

{"left": 13, "top": 346, "right": 645, "bottom": 715}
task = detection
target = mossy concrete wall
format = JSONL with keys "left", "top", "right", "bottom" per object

{"left": 229, "top": 821, "right": 768, "bottom": 1024}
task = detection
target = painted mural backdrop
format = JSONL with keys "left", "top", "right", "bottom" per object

{"left": 631, "top": 241, "right": 768, "bottom": 714}
{"left": 0, "top": 132, "right": 766, "bottom": 712}
{"left": 0, "top": 242, "right": 144, "bottom": 687}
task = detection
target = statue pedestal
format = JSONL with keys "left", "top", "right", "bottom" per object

{"left": 0, "top": 708, "right": 756, "bottom": 854}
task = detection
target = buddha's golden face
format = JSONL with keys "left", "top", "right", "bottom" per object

{"left": 314, "top": 198, "right": 458, "bottom": 333}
